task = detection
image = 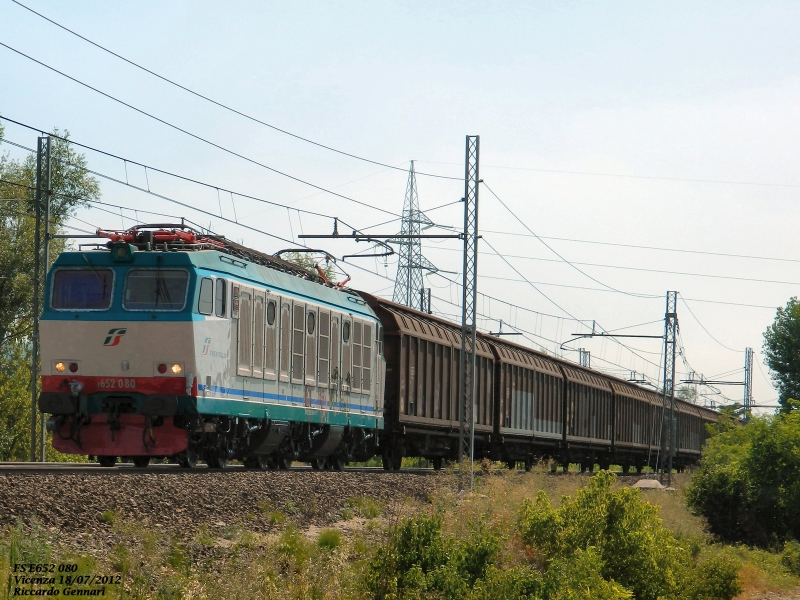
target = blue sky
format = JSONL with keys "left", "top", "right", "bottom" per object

{"left": 3, "top": 1, "right": 800, "bottom": 409}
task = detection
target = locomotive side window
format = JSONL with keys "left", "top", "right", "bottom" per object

{"left": 123, "top": 269, "right": 188, "bottom": 311}
{"left": 342, "top": 319, "right": 352, "bottom": 390}
{"left": 215, "top": 278, "right": 227, "bottom": 317}
{"left": 267, "top": 300, "right": 276, "bottom": 325}
{"left": 198, "top": 277, "right": 213, "bottom": 315}
{"left": 51, "top": 268, "right": 114, "bottom": 310}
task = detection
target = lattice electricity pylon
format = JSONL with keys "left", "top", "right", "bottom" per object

{"left": 458, "top": 136, "right": 479, "bottom": 490}
{"left": 30, "top": 136, "right": 51, "bottom": 462}
{"left": 390, "top": 161, "right": 438, "bottom": 310}
{"left": 743, "top": 347, "right": 753, "bottom": 421}
{"left": 659, "top": 291, "right": 678, "bottom": 484}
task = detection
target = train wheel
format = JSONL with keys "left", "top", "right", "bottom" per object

{"left": 310, "top": 458, "right": 326, "bottom": 470}
{"left": 329, "top": 455, "right": 345, "bottom": 471}
{"left": 205, "top": 452, "right": 228, "bottom": 469}
{"left": 244, "top": 456, "right": 269, "bottom": 470}
{"left": 133, "top": 456, "right": 150, "bottom": 468}
{"left": 524, "top": 459, "right": 533, "bottom": 472}
{"left": 432, "top": 457, "right": 443, "bottom": 471}
{"left": 277, "top": 455, "right": 292, "bottom": 470}
{"left": 179, "top": 447, "right": 199, "bottom": 469}
{"left": 506, "top": 460, "right": 516, "bottom": 470}
{"left": 98, "top": 456, "right": 116, "bottom": 467}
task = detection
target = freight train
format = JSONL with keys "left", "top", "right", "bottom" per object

{"left": 38, "top": 224, "right": 716, "bottom": 471}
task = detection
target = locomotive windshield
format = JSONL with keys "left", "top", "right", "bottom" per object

{"left": 123, "top": 269, "right": 189, "bottom": 311}
{"left": 51, "top": 268, "right": 114, "bottom": 310}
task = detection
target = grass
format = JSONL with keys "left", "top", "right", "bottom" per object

{"left": 1, "top": 471, "right": 798, "bottom": 599}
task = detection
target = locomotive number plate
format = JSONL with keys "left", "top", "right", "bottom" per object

{"left": 97, "top": 378, "right": 136, "bottom": 390}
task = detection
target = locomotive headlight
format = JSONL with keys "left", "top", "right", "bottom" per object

{"left": 170, "top": 363, "right": 183, "bottom": 375}
{"left": 54, "top": 362, "right": 66, "bottom": 372}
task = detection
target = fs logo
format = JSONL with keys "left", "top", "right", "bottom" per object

{"left": 103, "top": 328, "right": 127, "bottom": 347}
{"left": 202, "top": 337, "right": 212, "bottom": 355}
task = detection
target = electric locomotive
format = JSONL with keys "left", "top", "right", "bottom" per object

{"left": 38, "top": 225, "right": 385, "bottom": 468}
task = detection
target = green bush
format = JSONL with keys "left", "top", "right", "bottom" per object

{"left": 782, "top": 540, "right": 800, "bottom": 576}
{"left": 687, "top": 412, "right": 800, "bottom": 546}
{"left": 362, "top": 513, "right": 501, "bottom": 599}
{"left": 518, "top": 471, "right": 741, "bottom": 600}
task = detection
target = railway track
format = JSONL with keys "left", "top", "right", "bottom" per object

{"left": 0, "top": 462, "right": 441, "bottom": 476}
{"left": 0, "top": 461, "right": 658, "bottom": 478}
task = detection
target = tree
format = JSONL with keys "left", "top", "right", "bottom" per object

{"left": 0, "top": 121, "right": 100, "bottom": 460}
{"left": 687, "top": 411, "right": 800, "bottom": 546}
{"left": 763, "top": 297, "right": 800, "bottom": 412}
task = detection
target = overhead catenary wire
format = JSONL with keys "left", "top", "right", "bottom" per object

{"left": 429, "top": 243, "right": 800, "bottom": 287}
{"left": 679, "top": 295, "right": 741, "bottom": 353}
{"left": 9, "top": 0, "right": 463, "bottom": 182}
{"left": 0, "top": 124, "right": 384, "bottom": 228}
{"left": 482, "top": 181, "right": 651, "bottom": 298}
{"left": 417, "top": 159, "right": 800, "bottom": 190}
{"left": 479, "top": 229, "right": 800, "bottom": 265}
{"left": 0, "top": 47, "right": 400, "bottom": 217}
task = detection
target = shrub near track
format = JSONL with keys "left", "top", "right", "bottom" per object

{"left": 687, "top": 411, "right": 800, "bottom": 547}
{"left": 364, "top": 471, "right": 741, "bottom": 600}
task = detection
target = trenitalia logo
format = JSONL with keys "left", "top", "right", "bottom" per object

{"left": 202, "top": 337, "right": 211, "bottom": 355}
{"left": 103, "top": 328, "right": 127, "bottom": 346}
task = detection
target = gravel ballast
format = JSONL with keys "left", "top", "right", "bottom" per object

{"left": 0, "top": 471, "right": 444, "bottom": 535}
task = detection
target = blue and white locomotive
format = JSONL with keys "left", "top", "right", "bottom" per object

{"left": 39, "top": 225, "right": 384, "bottom": 468}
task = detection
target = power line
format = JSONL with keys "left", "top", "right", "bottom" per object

{"left": 0, "top": 46, "right": 399, "bottom": 216}
{"left": 10, "top": 0, "right": 463, "bottom": 182}
{"left": 417, "top": 159, "right": 800, "bottom": 190}
{"left": 482, "top": 181, "right": 648, "bottom": 298}
{"left": 0, "top": 133, "right": 367, "bottom": 234}
{"left": 480, "top": 229, "right": 800, "bottom": 265}
{"left": 679, "top": 296, "right": 741, "bottom": 353}
{"left": 428, "top": 243, "right": 800, "bottom": 287}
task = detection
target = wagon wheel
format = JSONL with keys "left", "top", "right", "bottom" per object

{"left": 98, "top": 456, "right": 117, "bottom": 468}
{"left": 310, "top": 457, "right": 326, "bottom": 470}
{"left": 133, "top": 456, "right": 150, "bottom": 468}
{"left": 329, "top": 455, "right": 346, "bottom": 471}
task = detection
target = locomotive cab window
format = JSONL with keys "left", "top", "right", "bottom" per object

{"left": 198, "top": 277, "right": 213, "bottom": 315}
{"left": 51, "top": 268, "right": 114, "bottom": 311}
{"left": 123, "top": 269, "right": 189, "bottom": 311}
{"left": 214, "top": 278, "right": 227, "bottom": 317}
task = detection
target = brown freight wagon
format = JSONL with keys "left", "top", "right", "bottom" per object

{"left": 361, "top": 294, "right": 494, "bottom": 470}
